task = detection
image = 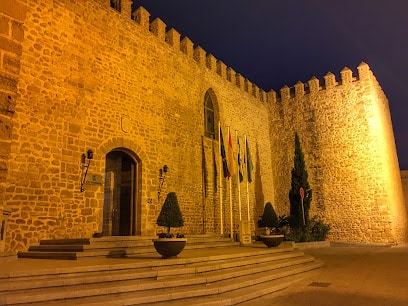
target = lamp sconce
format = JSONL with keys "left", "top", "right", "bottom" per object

{"left": 157, "top": 165, "right": 168, "bottom": 201}
{"left": 80, "top": 149, "right": 93, "bottom": 192}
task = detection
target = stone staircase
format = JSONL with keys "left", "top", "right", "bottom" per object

{"left": 17, "top": 235, "right": 240, "bottom": 260}
{"left": 0, "top": 237, "right": 325, "bottom": 305}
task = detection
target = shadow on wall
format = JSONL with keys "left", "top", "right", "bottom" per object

{"left": 401, "top": 170, "right": 408, "bottom": 210}
{"left": 254, "top": 143, "right": 265, "bottom": 223}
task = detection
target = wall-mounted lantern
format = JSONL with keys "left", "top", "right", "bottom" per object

{"left": 80, "top": 149, "right": 93, "bottom": 192}
{"left": 157, "top": 165, "right": 168, "bottom": 201}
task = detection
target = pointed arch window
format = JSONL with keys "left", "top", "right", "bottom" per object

{"left": 204, "top": 91, "right": 215, "bottom": 138}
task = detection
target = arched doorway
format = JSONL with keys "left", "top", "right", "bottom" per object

{"left": 103, "top": 149, "right": 141, "bottom": 236}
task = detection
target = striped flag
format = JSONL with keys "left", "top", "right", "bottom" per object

{"left": 237, "top": 137, "right": 244, "bottom": 182}
{"left": 227, "top": 129, "right": 236, "bottom": 179}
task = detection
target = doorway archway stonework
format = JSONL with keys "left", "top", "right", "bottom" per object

{"left": 99, "top": 138, "right": 149, "bottom": 236}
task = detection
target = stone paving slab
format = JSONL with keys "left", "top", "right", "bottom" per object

{"left": 239, "top": 245, "right": 408, "bottom": 306}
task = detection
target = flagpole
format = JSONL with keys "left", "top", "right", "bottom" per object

{"left": 218, "top": 122, "right": 223, "bottom": 235}
{"left": 236, "top": 130, "right": 242, "bottom": 221}
{"left": 201, "top": 136, "right": 206, "bottom": 234}
{"left": 245, "top": 135, "right": 250, "bottom": 222}
{"left": 228, "top": 126, "right": 233, "bottom": 239}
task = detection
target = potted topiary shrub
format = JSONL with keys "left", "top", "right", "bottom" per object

{"left": 258, "top": 202, "right": 284, "bottom": 247}
{"left": 152, "top": 192, "right": 187, "bottom": 258}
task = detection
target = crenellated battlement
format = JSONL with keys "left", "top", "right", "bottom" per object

{"left": 110, "top": 3, "right": 375, "bottom": 106}
{"left": 105, "top": 4, "right": 267, "bottom": 103}
{"left": 269, "top": 62, "right": 374, "bottom": 103}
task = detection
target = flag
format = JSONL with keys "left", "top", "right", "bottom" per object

{"left": 237, "top": 137, "right": 244, "bottom": 182}
{"left": 227, "top": 130, "right": 236, "bottom": 179}
{"left": 212, "top": 140, "right": 218, "bottom": 192}
{"left": 220, "top": 127, "right": 229, "bottom": 178}
{"left": 246, "top": 138, "right": 253, "bottom": 183}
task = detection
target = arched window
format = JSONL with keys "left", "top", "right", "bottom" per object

{"left": 204, "top": 91, "right": 215, "bottom": 138}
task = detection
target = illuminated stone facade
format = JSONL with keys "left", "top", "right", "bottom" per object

{"left": 0, "top": 0, "right": 406, "bottom": 253}
{"left": 402, "top": 171, "right": 408, "bottom": 216}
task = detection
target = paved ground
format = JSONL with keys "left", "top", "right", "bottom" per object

{"left": 240, "top": 244, "right": 408, "bottom": 306}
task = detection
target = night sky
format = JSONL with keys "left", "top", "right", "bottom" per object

{"left": 133, "top": 1, "right": 408, "bottom": 169}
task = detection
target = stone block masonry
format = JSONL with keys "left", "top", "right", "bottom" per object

{"left": 0, "top": 0, "right": 406, "bottom": 253}
{"left": 0, "top": 0, "right": 27, "bottom": 252}
{"left": 270, "top": 64, "right": 406, "bottom": 244}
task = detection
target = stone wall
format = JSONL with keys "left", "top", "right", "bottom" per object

{"left": 2, "top": 0, "right": 275, "bottom": 252}
{"left": 1, "top": 0, "right": 406, "bottom": 252}
{"left": 270, "top": 65, "right": 407, "bottom": 244}
{"left": 0, "top": 0, "right": 26, "bottom": 251}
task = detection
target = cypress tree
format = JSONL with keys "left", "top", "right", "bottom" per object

{"left": 157, "top": 192, "right": 184, "bottom": 234}
{"left": 289, "top": 133, "right": 312, "bottom": 228}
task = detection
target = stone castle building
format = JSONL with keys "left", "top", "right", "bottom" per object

{"left": 1, "top": 0, "right": 407, "bottom": 253}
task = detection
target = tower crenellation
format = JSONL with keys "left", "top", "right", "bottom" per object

{"left": 357, "top": 62, "right": 371, "bottom": 81}
{"left": 252, "top": 84, "right": 259, "bottom": 98}
{"left": 308, "top": 76, "right": 320, "bottom": 94}
{"left": 226, "top": 67, "right": 235, "bottom": 82}
{"left": 236, "top": 73, "right": 244, "bottom": 89}
{"left": 165, "top": 28, "right": 180, "bottom": 50}
{"left": 273, "top": 64, "right": 376, "bottom": 103}
{"left": 267, "top": 90, "right": 277, "bottom": 103}
{"left": 216, "top": 60, "right": 227, "bottom": 78}
{"left": 150, "top": 18, "right": 166, "bottom": 41}
{"left": 244, "top": 79, "right": 250, "bottom": 93}
{"left": 324, "top": 72, "right": 336, "bottom": 88}
{"left": 121, "top": 0, "right": 133, "bottom": 19}
{"left": 340, "top": 67, "right": 353, "bottom": 84}
{"left": 206, "top": 54, "right": 217, "bottom": 72}
{"left": 193, "top": 46, "right": 206, "bottom": 66}
{"left": 180, "top": 36, "right": 194, "bottom": 57}
{"left": 280, "top": 85, "right": 290, "bottom": 103}
{"left": 259, "top": 89, "right": 265, "bottom": 102}
{"left": 132, "top": 6, "right": 150, "bottom": 31}
{"left": 294, "top": 81, "right": 305, "bottom": 97}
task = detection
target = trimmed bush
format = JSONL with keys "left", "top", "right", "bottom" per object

{"left": 157, "top": 192, "right": 184, "bottom": 235}
{"left": 258, "top": 202, "right": 279, "bottom": 230}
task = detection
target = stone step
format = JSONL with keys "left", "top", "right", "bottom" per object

{"left": 38, "top": 235, "right": 230, "bottom": 245}
{"left": 147, "top": 273, "right": 311, "bottom": 306}
{"left": 1, "top": 243, "right": 324, "bottom": 305}
{"left": 18, "top": 242, "right": 241, "bottom": 260}
{"left": 39, "top": 238, "right": 91, "bottom": 245}
{"left": 0, "top": 249, "right": 304, "bottom": 292}
{"left": 18, "top": 235, "right": 240, "bottom": 260}
{"left": 5, "top": 245, "right": 295, "bottom": 280}
{"left": 0, "top": 258, "right": 321, "bottom": 305}
{"left": 17, "top": 251, "right": 79, "bottom": 260}
{"left": 21, "top": 260, "right": 323, "bottom": 305}
{"left": 1, "top": 246, "right": 295, "bottom": 282}
{"left": 31, "top": 240, "right": 238, "bottom": 252}
{"left": 17, "top": 249, "right": 127, "bottom": 259}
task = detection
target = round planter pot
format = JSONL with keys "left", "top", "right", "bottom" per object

{"left": 259, "top": 234, "right": 284, "bottom": 248}
{"left": 152, "top": 238, "right": 187, "bottom": 258}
